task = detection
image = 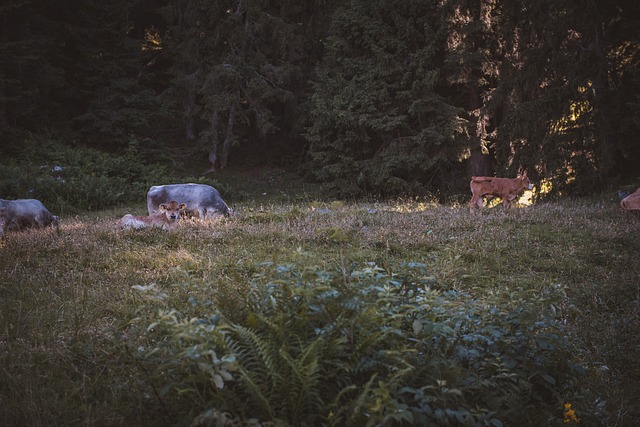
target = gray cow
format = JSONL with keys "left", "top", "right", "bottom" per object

{"left": 0, "top": 198, "right": 59, "bottom": 239}
{"left": 147, "top": 183, "right": 232, "bottom": 219}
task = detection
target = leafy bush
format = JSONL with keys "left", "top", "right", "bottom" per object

{"left": 135, "top": 262, "right": 593, "bottom": 426}
{"left": 0, "top": 136, "right": 169, "bottom": 213}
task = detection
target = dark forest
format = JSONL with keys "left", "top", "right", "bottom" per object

{"left": 1, "top": 0, "right": 639, "bottom": 202}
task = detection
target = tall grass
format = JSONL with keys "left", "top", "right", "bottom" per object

{"left": 0, "top": 197, "right": 638, "bottom": 425}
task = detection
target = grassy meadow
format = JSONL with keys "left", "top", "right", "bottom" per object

{"left": 1, "top": 175, "right": 639, "bottom": 425}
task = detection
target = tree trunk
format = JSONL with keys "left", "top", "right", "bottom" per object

{"left": 591, "top": 23, "right": 619, "bottom": 177}
{"left": 467, "top": 86, "right": 492, "bottom": 177}
{"left": 184, "top": 73, "right": 197, "bottom": 141}
{"left": 220, "top": 101, "right": 237, "bottom": 169}
{"left": 0, "top": 74, "right": 7, "bottom": 131}
{"left": 0, "top": 14, "right": 8, "bottom": 131}
{"left": 207, "top": 111, "right": 219, "bottom": 173}
{"left": 468, "top": 150, "right": 492, "bottom": 177}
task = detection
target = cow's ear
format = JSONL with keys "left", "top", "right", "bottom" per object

{"left": 179, "top": 203, "right": 186, "bottom": 210}
{"left": 159, "top": 204, "right": 167, "bottom": 211}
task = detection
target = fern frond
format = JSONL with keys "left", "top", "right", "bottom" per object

{"left": 221, "top": 323, "right": 282, "bottom": 418}
{"left": 278, "top": 335, "right": 325, "bottom": 424}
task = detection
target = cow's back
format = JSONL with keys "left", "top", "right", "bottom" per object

{"left": 471, "top": 176, "right": 526, "bottom": 195}
{"left": 470, "top": 176, "right": 498, "bottom": 194}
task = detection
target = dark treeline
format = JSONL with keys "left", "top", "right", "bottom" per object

{"left": 1, "top": 0, "right": 639, "bottom": 198}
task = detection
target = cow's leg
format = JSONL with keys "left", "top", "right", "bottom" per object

{"left": 34, "top": 214, "right": 47, "bottom": 228}
{"left": 470, "top": 195, "right": 483, "bottom": 213}
{"left": 503, "top": 194, "right": 517, "bottom": 209}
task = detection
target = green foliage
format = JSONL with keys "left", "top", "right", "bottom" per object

{"left": 305, "top": 0, "right": 469, "bottom": 197}
{"left": 137, "top": 262, "right": 592, "bottom": 426}
{"left": 491, "top": 0, "right": 640, "bottom": 191}
{"left": 0, "top": 136, "right": 169, "bottom": 213}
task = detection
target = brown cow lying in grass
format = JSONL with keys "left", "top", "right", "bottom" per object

{"left": 118, "top": 201, "right": 186, "bottom": 230}
{"left": 620, "top": 187, "right": 640, "bottom": 211}
{"left": 470, "top": 173, "right": 533, "bottom": 213}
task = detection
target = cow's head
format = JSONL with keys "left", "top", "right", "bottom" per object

{"left": 159, "top": 201, "right": 187, "bottom": 221}
{"left": 519, "top": 172, "right": 533, "bottom": 191}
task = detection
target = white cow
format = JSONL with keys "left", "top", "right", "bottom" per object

{"left": 118, "top": 200, "right": 186, "bottom": 230}
{"left": 0, "top": 198, "right": 59, "bottom": 239}
{"left": 147, "top": 183, "right": 232, "bottom": 219}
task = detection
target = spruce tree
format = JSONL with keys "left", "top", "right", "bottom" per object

{"left": 492, "top": 0, "right": 640, "bottom": 193}
{"left": 63, "top": 0, "right": 165, "bottom": 149}
{"left": 0, "top": 0, "right": 67, "bottom": 151}
{"left": 158, "top": 0, "right": 331, "bottom": 172}
{"left": 306, "top": 0, "right": 468, "bottom": 197}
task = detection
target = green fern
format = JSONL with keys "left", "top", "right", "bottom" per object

{"left": 276, "top": 336, "right": 324, "bottom": 424}
{"left": 137, "top": 262, "right": 591, "bottom": 425}
{"left": 223, "top": 323, "right": 280, "bottom": 419}
{"left": 221, "top": 315, "right": 328, "bottom": 424}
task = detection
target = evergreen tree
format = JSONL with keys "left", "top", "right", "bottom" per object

{"left": 62, "top": 0, "right": 167, "bottom": 149}
{"left": 307, "top": 0, "right": 640, "bottom": 197}
{"left": 492, "top": 0, "right": 640, "bottom": 193}
{"left": 438, "top": 0, "right": 503, "bottom": 178}
{"left": 158, "top": 0, "right": 331, "bottom": 172}
{"left": 306, "top": 0, "right": 468, "bottom": 197}
{"left": 0, "top": 0, "right": 168, "bottom": 153}
{"left": 0, "top": 0, "right": 67, "bottom": 152}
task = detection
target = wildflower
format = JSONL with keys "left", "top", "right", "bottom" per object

{"left": 563, "top": 402, "right": 580, "bottom": 423}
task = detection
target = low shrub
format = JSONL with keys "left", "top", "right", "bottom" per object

{"left": 135, "top": 262, "right": 594, "bottom": 426}
{"left": 0, "top": 136, "right": 169, "bottom": 213}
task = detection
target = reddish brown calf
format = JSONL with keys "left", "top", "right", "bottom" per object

{"left": 118, "top": 201, "right": 186, "bottom": 230}
{"left": 470, "top": 173, "right": 533, "bottom": 213}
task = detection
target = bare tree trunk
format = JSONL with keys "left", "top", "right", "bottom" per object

{"left": 207, "top": 111, "right": 219, "bottom": 173}
{"left": 0, "top": 76, "right": 7, "bottom": 131}
{"left": 467, "top": 86, "right": 492, "bottom": 176}
{"left": 0, "top": 15, "right": 8, "bottom": 131}
{"left": 184, "top": 73, "right": 197, "bottom": 141}
{"left": 462, "top": 0, "right": 497, "bottom": 178}
{"left": 220, "top": 101, "right": 237, "bottom": 169}
{"left": 591, "top": 23, "right": 619, "bottom": 177}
